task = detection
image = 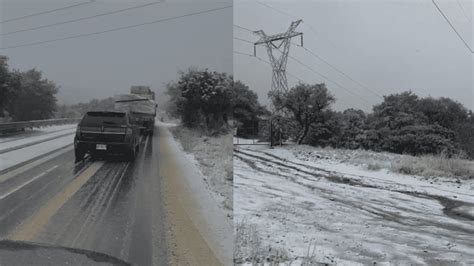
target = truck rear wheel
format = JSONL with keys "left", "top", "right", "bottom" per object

{"left": 75, "top": 148, "right": 85, "bottom": 163}
{"left": 90, "top": 152, "right": 99, "bottom": 161}
{"left": 126, "top": 147, "right": 136, "bottom": 161}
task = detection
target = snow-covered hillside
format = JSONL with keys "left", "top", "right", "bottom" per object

{"left": 234, "top": 144, "right": 474, "bottom": 265}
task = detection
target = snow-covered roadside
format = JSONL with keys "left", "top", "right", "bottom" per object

{"left": 158, "top": 123, "right": 233, "bottom": 264}
{"left": 176, "top": 142, "right": 233, "bottom": 219}
{"left": 0, "top": 125, "right": 76, "bottom": 152}
{"left": 234, "top": 143, "right": 474, "bottom": 265}
{"left": 170, "top": 126, "right": 233, "bottom": 219}
{"left": 0, "top": 124, "right": 76, "bottom": 144}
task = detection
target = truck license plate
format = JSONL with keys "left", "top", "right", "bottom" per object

{"left": 96, "top": 144, "right": 107, "bottom": 150}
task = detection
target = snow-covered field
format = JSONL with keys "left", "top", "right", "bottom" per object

{"left": 234, "top": 143, "right": 474, "bottom": 265}
{"left": 0, "top": 124, "right": 76, "bottom": 172}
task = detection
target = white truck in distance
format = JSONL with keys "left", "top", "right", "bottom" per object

{"left": 114, "top": 86, "right": 157, "bottom": 136}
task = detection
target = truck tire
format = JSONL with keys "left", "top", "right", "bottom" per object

{"left": 90, "top": 152, "right": 98, "bottom": 161}
{"left": 127, "top": 147, "right": 136, "bottom": 162}
{"left": 75, "top": 148, "right": 85, "bottom": 163}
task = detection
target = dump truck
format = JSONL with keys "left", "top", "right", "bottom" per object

{"left": 130, "top": 86, "right": 155, "bottom": 100}
{"left": 114, "top": 86, "right": 157, "bottom": 136}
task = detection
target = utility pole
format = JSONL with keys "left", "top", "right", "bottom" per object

{"left": 253, "top": 20, "right": 303, "bottom": 97}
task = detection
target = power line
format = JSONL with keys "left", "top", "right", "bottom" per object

{"left": 234, "top": 37, "right": 254, "bottom": 44}
{"left": 455, "top": 0, "right": 471, "bottom": 22}
{"left": 0, "top": 1, "right": 96, "bottom": 24}
{"left": 286, "top": 52, "right": 371, "bottom": 106}
{"left": 255, "top": 0, "right": 298, "bottom": 20}
{"left": 1, "top": 1, "right": 165, "bottom": 36}
{"left": 252, "top": 0, "right": 387, "bottom": 100}
{"left": 233, "top": 50, "right": 253, "bottom": 57}
{"left": 1, "top": 5, "right": 232, "bottom": 50}
{"left": 431, "top": 0, "right": 473, "bottom": 53}
{"left": 292, "top": 43, "right": 383, "bottom": 99}
{"left": 234, "top": 24, "right": 254, "bottom": 33}
{"left": 234, "top": 50, "right": 351, "bottom": 106}
{"left": 236, "top": 36, "right": 370, "bottom": 106}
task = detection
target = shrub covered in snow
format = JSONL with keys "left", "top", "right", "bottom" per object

{"left": 275, "top": 89, "right": 474, "bottom": 159}
{"left": 166, "top": 68, "right": 232, "bottom": 132}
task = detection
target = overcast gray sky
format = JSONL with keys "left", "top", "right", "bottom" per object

{"left": 0, "top": 0, "right": 232, "bottom": 105}
{"left": 0, "top": 0, "right": 472, "bottom": 111}
{"left": 234, "top": 0, "right": 473, "bottom": 111}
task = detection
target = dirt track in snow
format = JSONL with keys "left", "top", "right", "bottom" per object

{"left": 234, "top": 146, "right": 474, "bottom": 265}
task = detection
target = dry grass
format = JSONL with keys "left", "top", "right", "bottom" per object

{"left": 234, "top": 220, "right": 329, "bottom": 265}
{"left": 291, "top": 145, "right": 397, "bottom": 169}
{"left": 169, "top": 126, "right": 198, "bottom": 152}
{"left": 301, "top": 240, "right": 327, "bottom": 266}
{"left": 392, "top": 152, "right": 474, "bottom": 180}
{"left": 366, "top": 163, "right": 383, "bottom": 171}
{"left": 234, "top": 219, "right": 291, "bottom": 265}
{"left": 291, "top": 145, "right": 474, "bottom": 180}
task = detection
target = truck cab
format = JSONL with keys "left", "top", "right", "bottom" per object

{"left": 74, "top": 111, "right": 140, "bottom": 162}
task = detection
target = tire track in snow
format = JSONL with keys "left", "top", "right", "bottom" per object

{"left": 235, "top": 147, "right": 474, "bottom": 264}
{"left": 235, "top": 147, "right": 474, "bottom": 235}
{"left": 250, "top": 148, "right": 474, "bottom": 222}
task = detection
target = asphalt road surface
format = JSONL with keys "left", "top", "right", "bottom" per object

{"left": 0, "top": 124, "right": 226, "bottom": 265}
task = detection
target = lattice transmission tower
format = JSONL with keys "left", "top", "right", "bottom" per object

{"left": 253, "top": 20, "right": 303, "bottom": 96}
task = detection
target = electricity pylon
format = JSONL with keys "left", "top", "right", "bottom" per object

{"left": 253, "top": 20, "right": 303, "bottom": 96}
{"left": 253, "top": 20, "right": 303, "bottom": 146}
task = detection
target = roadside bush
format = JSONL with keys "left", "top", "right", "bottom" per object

{"left": 290, "top": 90, "right": 471, "bottom": 158}
{"left": 230, "top": 81, "right": 269, "bottom": 138}
{"left": 166, "top": 68, "right": 232, "bottom": 134}
{"left": 306, "top": 111, "right": 342, "bottom": 147}
{"left": 337, "top": 108, "right": 366, "bottom": 149}
{"left": 378, "top": 124, "right": 457, "bottom": 156}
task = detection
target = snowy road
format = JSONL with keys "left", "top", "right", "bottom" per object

{"left": 234, "top": 145, "right": 474, "bottom": 265}
{"left": 0, "top": 123, "right": 231, "bottom": 265}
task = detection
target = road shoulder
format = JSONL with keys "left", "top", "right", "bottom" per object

{"left": 157, "top": 123, "right": 233, "bottom": 265}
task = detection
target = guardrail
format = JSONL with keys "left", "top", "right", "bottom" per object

{"left": 0, "top": 118, "right": 81, "bottom": 134}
